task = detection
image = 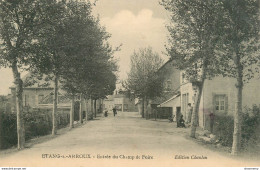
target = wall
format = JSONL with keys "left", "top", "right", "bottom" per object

{"left": 106, "top": 94, "right": 136, "bottom": 112}
{"left": 171, "top": 96, "right": 181, "bottom": 121}
{"left": 180, "top": 82, "right": 196, "bottom": 121}
{"left": 123, "top": 97, "right": 136, "bottom": 112}
{"left": 152, "top": 61, "right": 181, "bottom": 118}
{"left": 11, "top": 88, "right": 54, "bottom": 111}
{"left": 160, "top": 62, "right": 180, "bottom": 92}
{"left": 103, "top": 100, "right": 114, "bottom": 111}
{"left": 199, "top": 76, "right": 260, "bottom": 129}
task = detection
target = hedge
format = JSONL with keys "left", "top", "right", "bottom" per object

{"left": 213, "top": 105, "right": 260, "bottom": 150}
{"left": 0, "top": 108, "right": 70, "bottom": 149}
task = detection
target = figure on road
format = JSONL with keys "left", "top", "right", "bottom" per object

{"left": 177, "top": 115, "right": 186, "bottom": 128}
{"left": 168, "top": 114, "right": 173, "bottom": 123}
{"left": 112, "top": 107, "right": 117, "bottom": 117}
{"left": 104, "top": 109, "right": 108, "bottom": 117}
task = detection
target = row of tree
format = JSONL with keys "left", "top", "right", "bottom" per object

{"left": 0, "top": 0, "right": 117, "bottom": 149}
{"left": 160, "top": 0, "right": 259, "bottom": 155}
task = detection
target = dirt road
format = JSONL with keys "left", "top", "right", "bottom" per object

{"left": 0, "top": 112, "right": 259, "bottom": 167}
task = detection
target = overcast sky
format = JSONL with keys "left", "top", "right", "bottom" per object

{"left": 0, "top": 0, "right": 170, "bottom": 95}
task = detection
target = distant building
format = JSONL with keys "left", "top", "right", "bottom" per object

{"left": 103, "top": 93, "right": 136, "bottom": 112}
{"left": 103, "top": 95, "right": 114, "bottom": 111}
{"left": 9, "top": 74, "right": 71, "bottom": 111}
{"left": 8, "top": 74, "right": 100, "bottom": 119}
{"left": 0, "top": 95, "right": 12, "bottom": 114}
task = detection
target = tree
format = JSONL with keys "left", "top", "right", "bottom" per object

{"left": 59, "top": 78, "right": 78, "bottom": 129}
{"left": 88, "top": 68, "right": 117, "bottom": 118}
{"left": 124, "top": 47, "right": 164, "bottom": 118}
{"left": 28, "top": 0, "right": 69, "bottom": 135}
{"left": 219, "top": 0, "right": 260, "bottom": 155}
{"left": 29, "top": 0, "right": 104, "bottom": 133}
{"left": 161, "top": 0, "right": 228, "bottom": 137}
{"left": 0, "top": 0, "right": 49, "bottom": 149}
{"left": 55, "top": 0, "right": 99, "bottom": 126}
{"left": 55, "top": 0, "right": 117, "bottom": 122}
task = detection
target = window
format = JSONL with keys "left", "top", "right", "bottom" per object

{"left": 182, "top": 73, "right": 185, "bottom": 83}
{"left": 38, "top": 95, "right": 44, "bottom": 104}
{"left": 58, "top": 95, "right": 70, "bottom": 104}
{"left": 215, "top": 95, "right": 226, "bottom": 111}
{"left": 165, "top": 79, "right": 172, "bottom": 90}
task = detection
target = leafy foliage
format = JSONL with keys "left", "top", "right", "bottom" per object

{"left": 0, "top": 109, "right": 70, "bottom": 149}
{"left": 160, "top": 0, "right": 228, "bottom": 81}
{"left": 214, "top": 105, "right": 260, "bottom": 150}
{"left": 124, "top": 47, "right": 164, "bottom": 100}
{"left": 28, "top": 0, "right": 118, "bottom": 100}
{"left": 219, "top": 0, "right": 260, "bottom": 82}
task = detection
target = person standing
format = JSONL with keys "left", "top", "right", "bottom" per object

{"left": 186, "top": 103, "right": 192, "bottom": 123}
{"left": 112, "top": 107, "right": 117, "bottom": 117}
{"left": 209, "top": 112, "right": 215, "bottom": 133}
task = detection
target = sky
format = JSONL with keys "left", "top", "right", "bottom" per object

{"left": 0, "top": 0, "right": 170, "bottom": 95}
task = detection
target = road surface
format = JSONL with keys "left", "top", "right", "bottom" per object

{"left": 0, "top": 112, "right": 259, "bottom": 167}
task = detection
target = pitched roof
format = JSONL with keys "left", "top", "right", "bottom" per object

{"left": 151, "top": 88, "right": 180, "bottom": 105}
{"left": 157, "top": 94, "right": 180, "bottom": 107}
{"left": 10, "top": 73, "right": 55, "bottom": 89}
{"left": 104, "top": 95, "right": 114, "bottom": 101}
{"left": 157, "top": 59, "right": 174, "bottom": 73}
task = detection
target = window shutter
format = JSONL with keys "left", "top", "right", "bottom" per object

{"left": 225, "top": 95, "right": 228, "bottom": 114}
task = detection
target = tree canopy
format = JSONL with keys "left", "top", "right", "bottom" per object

{"left": 125, "top": 47, "right": 164, "bottom": 100}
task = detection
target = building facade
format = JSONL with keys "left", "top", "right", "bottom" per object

{"left": 103, "top": 94, "right": 136, "bottom": 112}
{"left": 8, "top": 74, "right": 103, "bottom": 119}
{"left": 151, "top": 59, "right": 181, "bottom": 119}
{"left": 179, "top": 73, "right": 260, "bottom": 130}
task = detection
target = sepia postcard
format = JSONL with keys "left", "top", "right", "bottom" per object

{"left": 0, "top": 0, "right": 259, "bottom": 168}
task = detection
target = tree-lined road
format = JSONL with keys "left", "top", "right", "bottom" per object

{"left": 0, "top": 112, "right": 258, "bottom": 167}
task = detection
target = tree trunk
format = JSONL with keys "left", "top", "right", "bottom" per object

{"left": 85, "top": 99, "right": 88, "bottom": 121}
{"left": 52, "top": 75, "right": 58, "bottom": 135}
{"left": 231, "top": 58, "right": 243, "bottom": 155}
{"left": 0, "top": 109, "right": 1, "bottom": 148}
{"left": 70, "top": 94, "right": 75, "bottom": 129}
{"left": 79, "top": 94, "right": 83, "bottom": 124}
{"left": 90, "top": 97, "right": 93, "bottom": 114}
{"left": 155, "top": 109, "right": 157, "bottom": 121}
{"left": 190, "top": 79, "right": 205, "bottom": 138}
{"left": 94, "top": 99, "right": 97, "bottom": 118}
{"left": 11, "top": 62, "right": 25, "bottom": 149}
{"left": 145, "top": 97, "right": 148, "bottom": 120}
{"left": 142, "top": 97, "right": 145, "bottom": 118}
